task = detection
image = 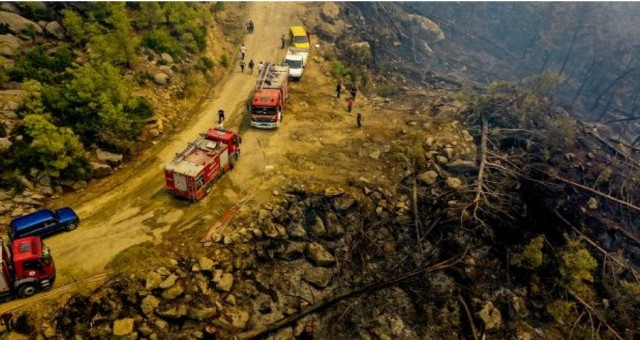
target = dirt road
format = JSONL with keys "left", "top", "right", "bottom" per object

{"left": 7, "top": 2, "right": 302, "bottom": 292}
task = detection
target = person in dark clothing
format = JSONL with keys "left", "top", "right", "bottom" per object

{"left": 249, "top": 20, "right": 254, "bottom": 33}
{"left": 239, "top": 60, "right": 245, "bottom": 73}
{"left": 357, "top": 112, "right": 362, "bottom": 128}
{"left": 350, "top": 85, "right": 358, "bottom": 99}
{"left": 248, "top": 59, "right": 255, "bottom": 74}
{"left": 281, "top": 34, "right": 286, "bottom": 49}
{"left": 218, "top": 108, "right": 225, "bottom": 125}
{"left": 336, "top": 81, "right": 342, "bottom": 99}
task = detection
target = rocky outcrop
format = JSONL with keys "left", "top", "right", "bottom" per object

{"left": 0, "top": 11, "right": 43, "bottom": 36}
{"left": 96, "top": 149, "right": 123, "bottom": 166}
{"left": 44, "top": 21, "right": 65, "bottom": 40}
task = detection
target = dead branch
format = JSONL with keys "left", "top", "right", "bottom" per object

{"left": 457, "top": 295, "right": 479, "bottom": 340}
{"left": 236, "top": 253, "right": 467, "bottom": 339}
{"left": 585, "top": 129, "right": 640, "bottom": 168}
{"left": 474, "top": 114, "right": 489, "bottom": 204}
{"left": 412, "top": 175, "right": 424, "bottom": 257}
{"left": 567, "top": 290, "right": 624, "bottom": 340}
{"left": 552, "top": 175, "right": 640, "bottom": 213}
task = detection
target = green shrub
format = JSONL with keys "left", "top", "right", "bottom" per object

{"left": 220, "top": 53, "right": 229, "bottom": 68}
{"left": 59, "top": 156, "right": 92, "bottom": 180}
{"left": 126, "top": 96, "right": 154, "bottom": 119}
{"left": 198, "top": 56, "right": 214, "bottom": 72}
{"left": 0, "top": 173, "right": 25, "bottom": 192}
{"left": 546, "top": 300, "right": 575, "bottom": 325}
{"left": 211, "top": 2, "right": 225, "bottom": 13}
{"left": 558, "top": 236, "right": 597, "bottom": 294}
{"left": 141, "top": 30, "right": 185, "bottom": 59}
{"left": 511, "top": 235, "right": 545, "bottom": 270}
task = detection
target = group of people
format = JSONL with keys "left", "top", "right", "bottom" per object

{"left": 336, "top": 82, "right": 362, "bottom": 128}
{"left": 238, "top": 44, "right": 265, "bottom": 75}
{"left": 246, "top": 19, "right": 254, "bottom": 33}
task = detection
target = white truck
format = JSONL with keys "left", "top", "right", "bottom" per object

{"left": 283, "top": 47, "right": 308, "bottom": 80}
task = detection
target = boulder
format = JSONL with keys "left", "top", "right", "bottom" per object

{"left": 446, "top": 177, "right": 462, "bottom": 189}
{"left": 154, "top": 72, "right": 169, "bottom": 85}
{"left": 334, "top": 196, "right": 356, "bottom": 211}
{"left": 444, "top": 160, "right": 478, "bottom": 174}
{"left": 405, "top": 14, "right": 445, "bottom": 42}
{"left": 305, "top": 242, "right": 336, "bottom": 267}
{"left": 369, "top": 149, "right": 381, "bottom": 160}
{"left": 219, "top": 307, "right": 250, "bottom": 330}
{"left": 310, "top": 215, "right": 326, "bottom": 236}
{"left": 278, "top": 242, "right": 306, "bottom": 261}
{"left": 157, "top": 267, "right": 172, "bottom": 276}
{"left": 158, "top": 274, "right": 177, "bottom": 289}
{"left": 436, "top": 155, "right": 449, "bottom": 164}
{"left": 113, "top": 318, "right": 135, "bottom": 336}
{"left": 461, "top": 129, "right": 475, "bottom": 142}
{"left": 0, "top": 34, "right": 21, "bottom": 50}
{"left": 90, "top": 162, "right": 113, "bottom": 179}
{"left": 418, "top": 171, "right": 438, "bottom": 185}
{"left": 199, "top": 257, "right": 215, "bottom": 271}
{"left": 0, "top": 138, "right": 12, "bottom": 151}
{"left": 156, "top": 305, "right": 188, "bottom": 320}
{"left": 162, "top": 283, "right": 185, "bottom": 300}
{"left": 44, "top": 21, "right": 65, "bottom": 39}
{"left": 140, "top": 295, "right": 159, "bottom": 315}
{"left": 10, "top": 207, "right": 24, "bottom": 218}
{"left": 288, "top": 223, "right": 307, "bottom": 239}
{"left": 96, "top": 149, "right": 123, "bottom": 166}
{"left": 0, "top": 12, "right": 43, "bottom": 36}
{"left": 188, "top": 306, "right": 216, "bottom": 321}
{"left": 477, "top": 301, "right": 502, "bottom": 330}
{"left": 215, "top": 273, "right": 234, "bottom": 292}
{"left": 0, "top": 3, "right": 19, "bottom": 13}
{"left": 161, "top": 53, "right": 173, "bottom": 64}
{"left": 320, "top": 2, "right": 340, "bottom": 23}
{"left": 304, "top": 267, "right": 333, "bottom": 288}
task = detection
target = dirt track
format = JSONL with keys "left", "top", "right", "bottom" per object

{"left": 0, "top": 2, "right": 305, "bottom": 313}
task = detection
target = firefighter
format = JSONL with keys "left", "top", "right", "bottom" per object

{"left": 218, "top": 108, "right": 225, "bottom": 125}
{"left": 347, "top": 97, "right": 354, "bottom": 114}
{"left": 246, "top": 20, "right": 251, "bottom": 33}
{"left": 239, "top": 59, "right": 245, "bottom": 73}
{"left": 249, "top": 19, "right": 254, "bottom": 33}
{"left": 258, "top": 61, "right": 264, "bottom": 74}
{"left": 357, "top": 112, "right": 362, "bottom": 128}
{"left": 248, "top": 59, "right": 255, "bottom": 74}
{"left": 336, "top": 81, "right": 342, "bottom": 99}
{"left": 281, "top": 34, "right": 286, "bottom": 49}
{"left": 350, "top": 85, "right": 358, "bottom": 100}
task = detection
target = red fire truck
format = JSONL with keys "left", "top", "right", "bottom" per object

{"left": 249, "top": 63, "right": 290, "bottom": 129}
{"left": 0, "top": 236, "right": 56, "bottom": 299}
{"left": 164, "top": 128, "right": 241, "bottom": 201}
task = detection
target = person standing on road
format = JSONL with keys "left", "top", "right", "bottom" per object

{"left": 240, "top": 44, "right": 247, "bottom": 60}
{"left": 258, "top": 61, "right": 264, "bottom": 74}
{"left": 281, "top": 34, "right": 286, "bottom": 49}
{"left": 218, "top": 108, "right": 225, "bottom": 125}
{"left": 239, "top": 59, "right": 245, "bottom": 73}
{"left": 357, "top": 112, "right": 362, "bottom": 128}
{"left": 336, "top": 81, "right": 342, "bottom": 99}
{"left": 346, "top": 97, "right": 354, "bottom": 114}
{"left": 246, "top": 20, "right": 251, "bottom": 33}
{"left": 249, "top": 20, "right": 254, "bottom": 33}
{"left": 248, "top": 59, "right": 255, "bottom": 74}
{"left": 350, "top": 84, "right": 358, "bottom": 100}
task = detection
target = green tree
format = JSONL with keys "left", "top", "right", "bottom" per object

{"left": 105, "top": 2, "right": 137, "bottom": 67}
{"left": 17, "top": 114, "right": 86, "bottom": 175}
{"left": 136, "top": 2, "right": 165, "bottom": 29}
{"left": 62, "top": 9, "right": 87, "bottom": 45}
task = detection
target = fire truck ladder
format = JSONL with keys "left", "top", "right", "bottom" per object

{"left": 174, "top": 141, "right": 197, "bottom": 162}
{"left": 255, "top": 62, "right": 274, "bottom": 91}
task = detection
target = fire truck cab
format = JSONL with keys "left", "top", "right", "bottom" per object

{"left": 249, "top": 63, "right": 289, "bottom": 129}
{"left": 0, "top": 236, "right": 55, "bottom": 299}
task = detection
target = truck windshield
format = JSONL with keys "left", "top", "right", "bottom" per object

{"left": 294, "top": 36, "right": 308, "bottom": 44}
{"left": 284, "top": 59, "right": 303, "bottom": 68}
{"left": 252, "top": 107, "right": 278, "bottom": 115}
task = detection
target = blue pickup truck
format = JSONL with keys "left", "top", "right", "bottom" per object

{"left": 8, "top": 208, "right": 80, "bottom": 240}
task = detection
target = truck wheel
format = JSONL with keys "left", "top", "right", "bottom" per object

{"left": 229, "top": 155, "right": 237, "bottom": 170}
{"left": 18, "top": 284, "right": 38, "bottom": 298}
{"left": 67, "top": 222, "right": 78, "bottom": 231}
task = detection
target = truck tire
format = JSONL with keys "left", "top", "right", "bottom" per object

{"left": 67, "top": 222, "right": 78, "bottom": 231}
{"left": 18, "top": 284, "right": 38, "bottom": 298}
{"left": 229, "top": 154, "right": 237, "bottom": 170}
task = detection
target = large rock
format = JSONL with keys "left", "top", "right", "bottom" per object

{"left": 113, "top": 318, "right": 135, "bottom": 336}
{"left": 278, "top": 242, "right": 306, "bottom": 261}
{"left": 156, "top": 305, "right": 188, "bottom": 320}
{"left": 158, "top": 274, "right": 177, "bottom": 289}
{"left": 333, "top": 196, "right": 356, "bottom": 211}
{"left": 304, "top": 267, "right": 333, "bottom": 288}
{"left": 199, "top": 257, "right": 215, "bottom": 271}
{"left": 305, "top": 242, "right": 336, "bottom": 267}
{"left": 0, "top": 34, "right": 21, "bottom": 53}
{"left": 310, "top": 215, "right": 326, "bottom": 236}
{"left": 162, "top": 283, "right": 185, "bottom": 300}
{"left": 44, "top": 21, "right": 65, "bottom": 40}
{"left": 188, "top": 306, "right": 216, "bottom": 321}
{"left": 0, "top": 138, "right": 12, "bottom": 151}
{"left": 161, "top": 53, "right": 173, "bottom": 64}
{"left": 477, "top": 301, "right": 502, "bottom": 330}
{"left": 154, "top": 72, "right": 169, "bottom": 85}
{"left": 320, "top": 2, "right": 340, "bottom": 23}
{"left": 219, "top": 307, "right": 250, "bottom": 330}
{"left": 96, "top": 149, "right": 123, "bottom": 166}
{"left": 145, "top": 271, "right": 163, "bottom": 290}
{"left": 215, "top": 273, "right": 234, "bottom": 292}
{"left": 405, "top": 14, "right": 445, "bottom": 42}
{"left": 0, "top": 12, "right": 43, "bottom": 36}
{"left": 90, "top": 162, "right": 112, "bottom": 179}
{"left": 418, "top": 171, "right": 438, "bottom": 185}
{"left": 446, "top": 177, "right": 462, "bottom": 189}
{"left": 141, "top": 295, "right": 159, "bottom": 314}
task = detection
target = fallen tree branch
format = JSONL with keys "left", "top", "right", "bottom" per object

{"left": 552, "top": 175, "right": 640, "bottom": 213}
{"left": 236, "top": 253, "right": 467, "bottom": 339}
{"left": 585, "top": 129, "right": 640, "bottom": 168}
{"left": 457, "top": 295, "right": 479, "bottom": 340}
{"left": 568, "top": 290, "right": 624, "bottom": 340}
